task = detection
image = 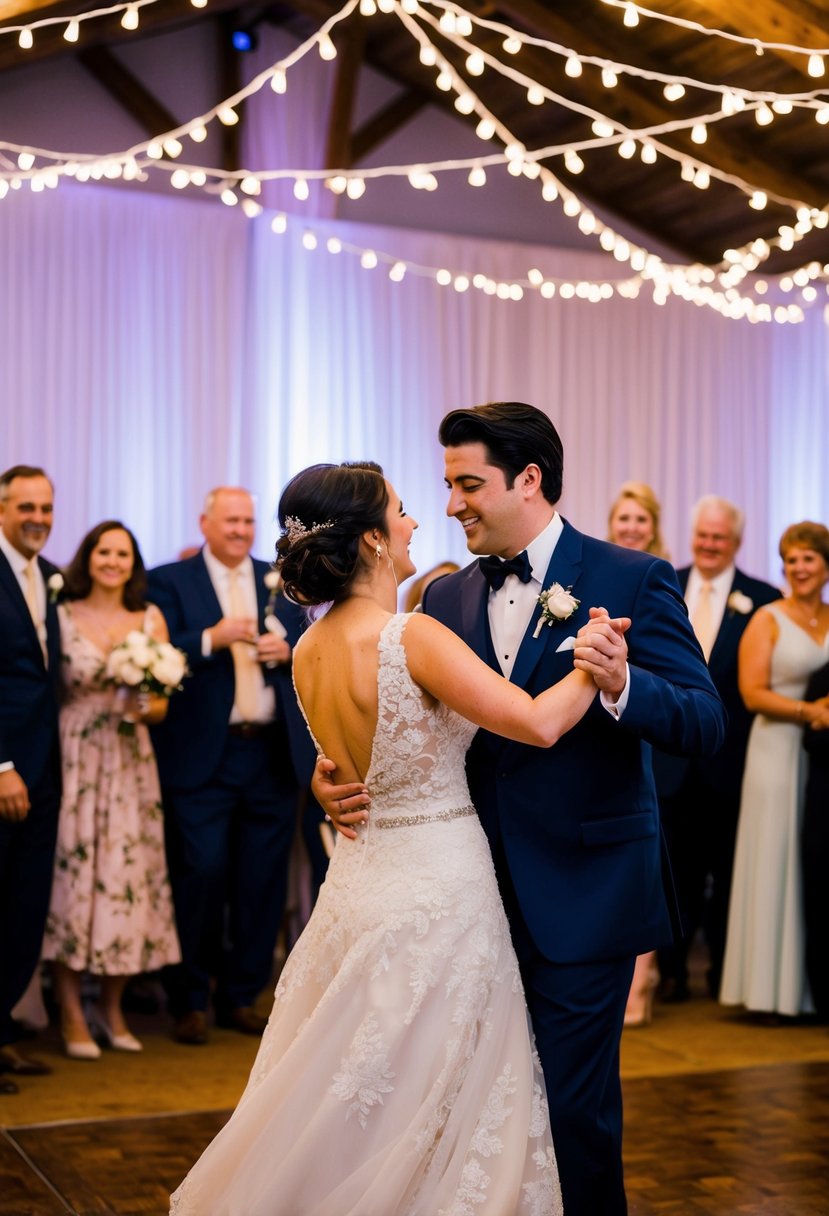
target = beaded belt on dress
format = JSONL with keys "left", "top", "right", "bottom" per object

{"left": 375, "top": 803, "right": 476, "bottom": 829}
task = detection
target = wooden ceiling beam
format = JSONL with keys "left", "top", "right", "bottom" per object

{"left": 688, "top": 0, "right": 829, "bottom": 77}
{"left": 351, "top": 91, "right": 426, "bottom": 162}
{"left": 324, "top": 14, "right": 365, "bottom": 170}
{"left": 77, "top": 44, "right": 179, "bottom": 136}
{"left": 494, "top": 0, "right": 827, "bottom": 209}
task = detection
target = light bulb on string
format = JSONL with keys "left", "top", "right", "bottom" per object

{"left": 816, "top": 106, "right": 829, "bottom": 124}
{"left": 220, "top": 188, "right": 238, "bottom": 206}
{"left": 302, "top": 231, "right": 318, "bottom": 250}
{"left": 271, "top": 68, "right": 287, "bottom": 94}
{"left": 419, "top": 44, "right": 437, "bottom": 66}
{"left": 64, "top": 20, "right": 80, "bottom": 42}
{"left": 346, "top": 176, "right": 366, "bottom": 198}
{"left": 389, "top": 261, "right": 406, "bottom": 281}
{"left": 564, "top": 54, "right": 582, "bottom": 78}
{"left": 527, "top": 86, "right": 545, "bottom": 105}
{"left": 755, "top": 103, "right": 773, "bottom": 125}
{"left": 466, "top": 52, "right": 484, "bottom": 76}
{"left": 663, "top": 83, "right": 685, "bottom": 102}
{"left": 691, "top": 124, "right": 707, "bottom": 144}
{"left": 218, "top": 106, "right": 238, "bottom": 125}
{"left": 191, "top": 0, "right": 208, "bottom": 8}
{"left": 377, "top": 0, "right": 396, "bottom": 11}
{"left": 623, "top": 3, "right": 639, "bottom": 27}
{"left": 439, "top": 10, "right": 457, "bottom": 33}
{"left": 541, "top": 178, "right": 558, "bottom": 201}
{"left": 327, "top": 237, "right": 342, "bottom": 253}
{"left": 641, "top": 142, "right": 657, "bottom": 163}
{"left": 121, "top": 5, "right": 139, "bottom": 31}
{"left": 502, "top": 36, "right": 522, "bottom": 54}
{"left": 163, "top": 138, "right": 183, "bottom": 158}
{"left": 190, "top": 170, "right": 206, "bottom": 186}
{"left": 436, "top": 269, "right": 452, "bottom": 286}
{"left": 618, "top": 139, "right": 636, "bottom": 159}
{"left": 808, "top": 54, "right": 825, "bottom": 77}
{"left": 146, "top": 142, "right": 164, "bottom": 159}
{"left": 476, "top": 117, "right": 495, "bottom": 140}
{"left": 562, "top": 195, "right": 580, "bottom": 216}
{"left": 18, "top": 151, "right": 35, "bottom": 170}
{"left": 468, "top": 164, "right": 486, "bottom": 186}
{"left": 326, "top": 175, "right": 347, "bottom": 194}
{"left": 592, "top": 120, "right": 615, "bottom": 138}
{"left": 190, "top": 124, "right": 208, "bottom": 143}
{"left": 602, "top": 67, "right": 618, "bottom": 87}
{"left": 454, "top": 275, "right": 470, "bottom": 292}
{"left": 359, "top": 0, "right": 377, "bottom": 14}
{"left": 436, "top": 69, "right": 453, "bottom": 91}
{"left": 749, "top": 190, "right": 767, "bottom": 210}
{"left": 18, "top": 28, "right": 33, "bottom": 49}
{"left": 318, "top": 34, "right": 337, "bottom": 60}
{"left": 293, "top": 179, "right": 310, "bottom": 201}
{"left": 271, "top": 214, "right": 287, "bottom": 234}
{"left": 171, "top": 169, "right": 190, "bottom": 190}
{"left": 564, "top": 150, "right": 584, "bottom": 174}
{"left": 455, "top": 92, "right": 475, "bottom": 114}
{"left": 771, "top": 99, "right": 792, "bottom": 114}
{"left": 241, "top": 176, "right": 260, "bottom": 195}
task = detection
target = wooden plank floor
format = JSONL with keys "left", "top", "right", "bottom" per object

{"left": 2, "top": 1061, "right": 827, "bottom": 1215}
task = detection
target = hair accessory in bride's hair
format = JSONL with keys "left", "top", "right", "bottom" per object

{"left": 283, "top": 516, "right": 335, "bottom": 546}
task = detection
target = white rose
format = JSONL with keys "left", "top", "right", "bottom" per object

{"left": 150, "top": 645, "right": 187, "bottom": 688}
{"left": 728, "top": 590, "right": 754, "bottom": 615}
{"left": 47, "top": 573, "right": 64, "bottom": 592}
{"left": 544, "top": 584, "right": 579, "bottom": 619}
{"left": 264, "top": 571, "right": 280, "bottom": 590}
{"left": 123, "top": 631, "right": 153, "bottom": 670}
{"left": 116, "top": 659, "right": 146, "bottom": 687}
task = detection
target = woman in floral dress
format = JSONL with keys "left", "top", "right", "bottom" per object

{"left": 42, "top": 521, "right": 180, "bottom": 1058}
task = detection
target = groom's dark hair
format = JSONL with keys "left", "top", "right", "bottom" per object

{"left": 438, "top": 402, "right": 563, "bottom": 505}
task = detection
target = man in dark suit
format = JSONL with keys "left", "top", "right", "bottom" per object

{"left": 315, "top": 403, "right": 725, "bottom": 1216}
{"left": 654, "top": 496, "right": 779, "bottom": 1003}
{"left": 148, "top": 487, "right": 306, "bottom": 1046}
{"left": 0, "top": 465, "right": 62, "bottom": 1093}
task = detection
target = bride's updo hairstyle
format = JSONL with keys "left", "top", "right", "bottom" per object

{"left": 276, "top": 461, "right": 388, "bottom": 606}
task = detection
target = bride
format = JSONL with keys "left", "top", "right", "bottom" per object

{"left": 170, "top": 461, "right": 624, "bottom": 1216}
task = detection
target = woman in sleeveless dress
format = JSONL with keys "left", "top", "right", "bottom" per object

{"left": 721, "top": 521, "right": 829, "bottom": 1016}
{"left": 170, "top": 462, "right": 625, "bottom": 1216}
{"left": 42, "top": 521, "right": 180, "bottom": 1058}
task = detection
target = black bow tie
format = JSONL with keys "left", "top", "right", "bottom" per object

{"left": 479, "top": 551, "right": 533, "bottom": 591}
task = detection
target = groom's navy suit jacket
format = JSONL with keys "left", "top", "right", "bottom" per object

{"left": 148, "top": 551, "right": 311, "bottom": 791}
{"left": 422, "top": 520, "right": 726, "bottom": 964}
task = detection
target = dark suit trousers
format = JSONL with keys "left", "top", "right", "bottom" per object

{"left": 658, "top": 770, "right": 739, "bottom": 993}
{"left": 162, "top": 727, "right": 297, "bottom": 1015}
{"left": 0, "top": 767, "right": 60, "bottom": 1046}
{"left": 802, "top": 764, "right": 829, "bottom": 1019}
{"left": 492, "top": 839, "right": 634, "bottom": 1216}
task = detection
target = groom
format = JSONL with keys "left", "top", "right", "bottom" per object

{"left": 316, "top": 403, "right": 725, "bottom": 1216}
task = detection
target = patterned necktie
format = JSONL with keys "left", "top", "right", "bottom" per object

{"left": 691, "top": 580, "right": 716, "bottom": 661}
{"left": 479, "top": 550, "right": 533, "bottom": 592}
{"left": 228, "top": 568, "right": 261, "bottom": 722}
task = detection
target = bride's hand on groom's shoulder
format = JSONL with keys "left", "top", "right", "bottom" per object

{"left": 572, "top": 607, "right": 631, "bottom": 697}
{"left": 311, "top": 756, "right": 371, "bottom": 840}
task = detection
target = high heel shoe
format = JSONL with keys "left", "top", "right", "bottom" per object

{"left": 94, "top": 1018, "right": 143, "bottom": 1052}
{"left": 62, "top": 1032, "right": 101, "bottom": 1060}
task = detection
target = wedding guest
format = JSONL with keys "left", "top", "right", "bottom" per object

{"left": 318, "top": 404, "right": 726, "bottom": 1216}
{"left": 0, "top": 465, "right": 61, "bottom": 1094}
{"left": 402, "top": 560, "right": 460, "bottom": 612}
{"left": 721, "top": 521, "right": 829, "bottom": 1017}
{"left": 42, "top": 521, "right": 180, "bottom": 1058}
{"left": 170, "top": 460, "right": 609, "bottom": 1213}
{"left": 607, "top": 480, "right": 669, "bottom": 559}
{"left": 654, "top": 497, "right": 778, "bottom": 1003}
{"left": 148, "top": 488, "right": 305, "bottom": 1046}
{"left": 607, "top": 480, "right": 667, "bottom": 1027}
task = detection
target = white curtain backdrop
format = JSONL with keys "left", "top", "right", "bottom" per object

{"left": 1, "top": 182, "right": 827, "bottom": 589}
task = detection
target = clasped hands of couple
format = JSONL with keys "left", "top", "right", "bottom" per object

{"left": 319, "top": 605, "right": 631, "bottom": 839}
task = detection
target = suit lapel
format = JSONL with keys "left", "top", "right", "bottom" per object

{"left": 0, "top": 548, "right": 43, "bottom": 656}
{"left": 39, "top": 557, "right": 61, "bottom": 672}
{"left": 193, "top": 552, "right": 224, "bottom": 625}
{"left": 510, "top": 520, "right": 584, "bottom": 689}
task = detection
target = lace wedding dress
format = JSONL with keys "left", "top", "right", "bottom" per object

{"left": 170, "top": 614, "right": 561, "bottom": 1216}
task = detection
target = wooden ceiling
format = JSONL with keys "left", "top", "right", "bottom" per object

{"left": 4, "top": 0, "right": 829, "bottom": 274}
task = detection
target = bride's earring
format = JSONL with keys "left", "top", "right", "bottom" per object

{"left": 375, "top": 544, "right": 383, "bottom": 561}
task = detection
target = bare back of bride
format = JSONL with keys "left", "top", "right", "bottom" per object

{"left": 170, "top": 461, "right": 614, "bottom": 1216}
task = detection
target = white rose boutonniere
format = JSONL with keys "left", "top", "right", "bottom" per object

{"left": 533, "top": 583, "right": 581, "bottom": 638}
{"left": 47, "top": 572, "right": 64, "bottom": 603}
{"left": 727, "top": 590, "right": 754, "bottom": 615}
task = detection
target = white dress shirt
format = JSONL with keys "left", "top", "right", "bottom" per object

{"left": 201, "top": 546, "right": 275, "bottom": 725}
{"left": 486, "top": 514, "right": 629, "bottom": 716}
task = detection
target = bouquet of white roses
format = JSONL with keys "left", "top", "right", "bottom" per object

{"left": 106, "top": 631, "right": 188, "bottom": 734}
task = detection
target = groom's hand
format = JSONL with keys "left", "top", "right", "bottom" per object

{"left": 573, "top": 607, "right": 630, "bottom": 700}
{"left": 311, "top": 757, "right": 370, "bottom": 840}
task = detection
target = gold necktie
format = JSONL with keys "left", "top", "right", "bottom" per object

{"left": 24, "top": 559, "right": 48, "bottom": 664}
{"left": 228, "top": 568, "right": 261, "bottom": 722}
{"left": 691, "top": 581, "right": 716, "bottom": 661}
